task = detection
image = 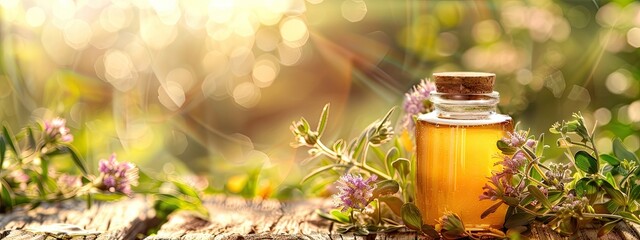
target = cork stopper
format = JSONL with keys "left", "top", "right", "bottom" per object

{"left": 432, "top": 72, "right": 495, "bottom": 94}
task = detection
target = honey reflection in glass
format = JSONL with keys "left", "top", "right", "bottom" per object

{"left": 415, "top": 117, "right": 512, "bottom": 228}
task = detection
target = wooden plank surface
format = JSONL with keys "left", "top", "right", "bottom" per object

{"left": 147, "top": 196, "right": 640, "bottom": 240}
{"left": 0, "top": 197, "right": 155, "bottom": 240}
{"left": 2, "top": 195, "right": 640, "bottom": 239}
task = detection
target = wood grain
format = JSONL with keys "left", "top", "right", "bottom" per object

{"left": 0, "top": 197, "right": 154, "bottom": 240}
{"left": 3, "top": 196, "right": 640, "bottom": 239}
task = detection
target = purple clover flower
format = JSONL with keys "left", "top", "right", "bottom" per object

{"left": 98, "top": 154, "right": 139, "bottom": 196}
{"left": 501, "top": 131, "right": 528, "bottom": 148}
{"left": 44, "top": 117, "right": 73, "bottom": 143}
{"left": 57, "top": 173, "right": 81, "bottom": 193}
{"left": 479, "top": 174, "right": 523, "bottom": 201}
{"left": 333, "top": 174, "right": 377, "bottom": 211}
{"left": 501, "top": 151, "right": 527, "bottom": 175}
{"left": 402, "top": 79, "right": 436, "bottom": 131}
{"left": 9, "top": 170, "right": 30, "bottom": 191}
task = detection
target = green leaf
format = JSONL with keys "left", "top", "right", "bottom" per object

{"left": 503, "top": 196, "right": 519, "bottom": 206}
{"left": 522, "top": 146, "right": 537, "bottom": 161}
{"left": 330, "top": 209, "right": 351, "bottom": 223}
{"left": 1, "top": 185, "right": 14, "bottom": 211}
{"left": 391, "top": 158, "right": 410, "bottom": 177}
{"left": 529, "top": 166, "right": 543, "bottom": 181}
{"left": 91, "top": 192, "right": 126, "bottom": 201}
{"left": 619, "top": 211, "right": 640, "bottom": 224}
{"left": 377, "top": 108, "right": 395, "bottom": 132}
{"left": 385, "top": 147, "right": 399, "bottom": 165}
{"left": 613, "top": 138, "right": 638, "bottom": 162}
{"left": 481, "top": 201, "right": 503, "bottom": 219}
{"left": 535, "top": 133, "right": 547, "bottom": 157}
{"left": 602, "top": 181, "right": 627, "bottom": 207}
{"left": 401, "top": 203, "right": 423, "bottom": 231}
{"left": 373, "top": 180, "right": 399, "bottom": 197}
{"left": 379, "top": 196, "right": 403, "bottom": 217}
{"left": 575, "top": 151, "right": 598, "bottom": 174}
{"left": 154, "top": 193, "right": 209, "bottom": 220}
{"left": 316, "top": 104, "right": 330, "bottom": 136}
{"left": 630, "top": 185, "right": 640, "bottom": 201}
{"left": 64, "top": 145, "right": 88, "bottom": 175}
{"left": 575, "top": 178, "right": 599, "bottom": 196}
{"left": 132, "top": 171, "right": 162, "bottom": 194}
{"left": 605, "top": 200, "right": 621, "bottom": 214}
{"left": 349, "top": 131, "right": 368, "bottom": 160}
{"left": 528, "top": 185, "right": 551, "bottom": 209}
{"left": 301, "top": 164, "right": 344, "bottom": 183}
{"left": 0, "top": 136, "right": 5, "bottom": 171}
{"left": 598, "top": 220, "right": 621, "bottom": 237}
{"left": 600, "top": 154, "right": 620, "bottom": 167}
{"left": 421, "top": 224, "right": 440, "bottom": 239}
{"left": 332, "top": 139, "right": 345, "bottom": 153}
{"left": 2, "top": 125, "right": 20, "bottom": 158}
{"left": 26, "top": 127, "right": 36, "bottom": 151}
{"left": 547, "top": 190, "right": 564, "bottom": 205}
{"left": 172, "top": 180, "right": 201, "bottom": 201}
{"left": 497, "top": 140, "right": 516, "bottom": 155}
{"left": 317, "top": 209, "right": 348, "bottom": 224}
{"left": 300, "top": 117, "right": 310, "bottom": 132}
{"left": 504, "top": 213, "right": 535, "bottom": 229}
{"left": 605, "top": 172, "right": 617, "bottom": 189}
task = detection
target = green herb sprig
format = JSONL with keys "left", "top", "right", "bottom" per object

{"left": 291, "top": 104, "right": 423, "bottom": 235}
{"left": 480, "top": 112, "right": 640, "bottom": 236}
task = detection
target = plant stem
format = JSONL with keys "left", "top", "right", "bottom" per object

{"left": 567, "top": 140, "right": 595, "bottom": 151}
{"left": 532, "top": 164, "right": 552, "bottom": 187}
{"left": 516, "top": 205, "right": 541, "bottom": 216}
{"left": 316, "top": 141, "right": 338, "bottom": 159}
{"left": 358, "top": 162, "right": 393, "bottom": 180}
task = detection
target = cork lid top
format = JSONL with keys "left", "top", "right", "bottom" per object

{"left": 432, "top": 72, "right": 495, "bottom": 94}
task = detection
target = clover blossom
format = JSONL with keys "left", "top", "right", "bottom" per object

{"left": 333, "top": 174, "right": 377, "bottom": 211}
{"left": 9, "top": 170, "right": 30, "bottom": 191}
{"left": 57, "top": 173, "right": 81, "bottom": 194}
{"left": 98, "top": 154, "right": 139, "bottom": 196}
{"left": 479, "top": 174, "right": 523, "bottom": 201}
{"left": 44, "top": 117, "right": 73, "bottom": 143}
{"left": 544, "top": 163, "right": 573, "bottom": 189}
{"left": 402, "top": 79, "right": 436, "bottom": 131}
{"left": 501, "top": 131, "right": 528, "bottom": 148}
{"left": 501, "top": 151, "right": 527, "bottom": 175}
{"left": 552, "top": 193, "right": 589, "bottom": 218}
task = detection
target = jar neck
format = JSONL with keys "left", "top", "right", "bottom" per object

{"left": 430, "top": 91, "right": 500, "bottom": 120}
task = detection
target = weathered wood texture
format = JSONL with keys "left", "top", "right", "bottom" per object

{"left": 146, "top": 196, "right": 336, "bottom": 240}
{"left": 0, "top": 198, "right": 154, "bottom": 240}
{"left": 148, "top": 196, "right": 640, "bottom": 240}
{"left": 3, "top": 196, "right": 640, "bottom": 239}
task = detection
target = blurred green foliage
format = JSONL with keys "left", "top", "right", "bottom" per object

{"left": 0, "top": 0, "right": 638, "bottom": 199}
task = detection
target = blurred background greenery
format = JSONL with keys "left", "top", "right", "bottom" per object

{"left": 1, "top": 0, "right": 639, "bottom": 199}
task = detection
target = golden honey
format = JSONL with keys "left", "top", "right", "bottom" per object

{"left": 415, "top": 117, "right": 512, "bottom": 227}
{"left": 414, "top": 72, "right": 512, "bottom": 228}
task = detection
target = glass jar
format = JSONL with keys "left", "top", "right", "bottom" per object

{"left": 415, "top": 72, "right": 512, "bottom": 228}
